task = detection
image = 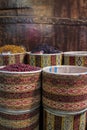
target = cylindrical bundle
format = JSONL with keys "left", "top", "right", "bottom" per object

{"left": 26, "top": 53, "right": 62, "bottom": 68}
{"left": 42, "top": 65, "right": 87, "bottom": 112}
{"left": 63, "top": 51, "right": 87, "bottom": 66}
{"left": 0, "top": 106, "right": 40, "bottom": 130}
{"left": 0, "top": 53, "right": 26, "bottom": 66}
{"left": 43, "top": 107, "right": 86, "bottom": 130}
{"left": 0, "top": 68, "right": 41, "bottom": 110}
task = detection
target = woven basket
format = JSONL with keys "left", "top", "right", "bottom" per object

{"left": 42, "top": 65, "right": 87, "bottom": 112}
{"left": 0, "top": 53, "right": 26, "bottom": 66}
{"left": 0, "top": 68, "right": 41, "bottom": 110}
{"left": 63, "top": 51, "right": 87, "bottom": 128}
{"left": 63, "top": 51, "right": 87, "bottom": 66}
{"left": 26, "top": 52, "right": 62, "bottom": 68}
{"left": 43, "top": 107, "right": 86, "bottom": 130}
{"left": 0, "top": 106, "right": 40, "bottom": 130}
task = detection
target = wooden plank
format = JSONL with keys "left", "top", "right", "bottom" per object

{"left": 0, "top": 0, "right": 54, "bottom": 9}
{"left": 54, "top": 0, "right": 87, "bottom": 18}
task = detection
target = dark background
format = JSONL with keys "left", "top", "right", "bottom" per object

{"left": 0, "top": 0, "right": 87, "bottom": 52}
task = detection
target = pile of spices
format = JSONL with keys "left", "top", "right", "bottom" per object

{"left": 31, "top": 44, "right": 61, "bottom": 54}
{"left": 0, "top": 45, "right": 26, "bottom": 54}
{"left": 0, "top": 63, "right": 41, "bottom": 72}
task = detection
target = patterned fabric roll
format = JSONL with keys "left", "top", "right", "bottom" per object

{"left": 63, "top": 51, "right": 87, "bottom": 66}
{"left": 42, "top": 66, "right": 87, "bottom": 112}
{"left": 26, "top": 52, "right": 62, "bottom": 68}
{"left": 0, "top": 70, "right": 41, "bottom": 110}
{"left": 0, "top": 107, "right": 40, "bottom": 130}
{"left": 0, "top": 53, "right": 25, "bottom": 66}
{"left": 43, "top": 107, "right": 86, "bottom": 130}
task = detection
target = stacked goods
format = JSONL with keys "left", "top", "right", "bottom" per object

{"left": 42, "top": 65, "right": 87, "bottom": 130}
{"left": 0, "top": 63, "right": 42, "bottom": 130}
{"left": 27, "top": 44, "right": 62, "bottom": 68}
{"left": 63, "top": 51, "right": 87, "bottom": 66}
{"left": 0, "top": 45, "right": 26, "bottom": 66}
